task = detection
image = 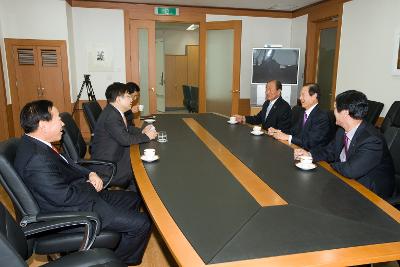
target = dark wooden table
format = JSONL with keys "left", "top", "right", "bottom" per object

{"left": 131, "top": 113, "right": 400, "bottom": 267}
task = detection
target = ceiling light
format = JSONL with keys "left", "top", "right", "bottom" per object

{"left": 186, "top": 24, "right": 199, "bottom": 31}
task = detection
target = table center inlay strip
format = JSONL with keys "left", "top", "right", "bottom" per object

{"left": 183, "top": 118, "right": 287, "bottom": 207}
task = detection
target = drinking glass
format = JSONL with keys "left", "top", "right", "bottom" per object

{"left": 158, "top": 131, "right": 167, "bottom": 143}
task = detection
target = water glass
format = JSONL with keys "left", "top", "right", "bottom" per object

{"left": 158, "top": 131, "right": 167, "bottom": 143}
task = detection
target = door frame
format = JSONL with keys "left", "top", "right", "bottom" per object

{"left": 4, "top": 38, "right": 71, "bottom": 136}
{"left": 199, "top": 20, "right": 242, "bottom": 114}
{"left": 313, "top": 20, "right": 339, "bottom": 109}
{"left": 0, "top": 49, "right": 9, "bottom": 140}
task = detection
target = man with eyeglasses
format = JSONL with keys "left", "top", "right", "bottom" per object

{"left": 124, "top": 82, "right": 141, "bottom": 127}
{"left": 91, "top": 82, "right": 157, "bottom": 190}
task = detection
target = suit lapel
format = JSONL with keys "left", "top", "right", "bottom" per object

{"left": 303, "top": 105, "right": 319, "bottom": 131}
{"left": 265, "top": 97, "right": 281, "bottom": 121}
{"left": 347, "top": 121, "right": 366, "bottom": 157}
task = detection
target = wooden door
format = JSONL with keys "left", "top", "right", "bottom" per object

{"left": 187, "top": 45, "right": 199, "bottom": 87}
{"left": 37, "top": 46, "right": 66, "bottom": 111}
{"left": 164, "top": 55, "right": 175, "bottom": 108}
{"left": 200, "top": 20, "right": 241, "bottom": 115}
{"left": 129, "top": 20, "right": 156, "bottom": 115}
{"left": 5, "top": 39, "right": 71, "bottom": 136}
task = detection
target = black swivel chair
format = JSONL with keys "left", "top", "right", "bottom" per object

{"left": 0, "top": 138, "right": 120, "bottom": 256}
{"left": 82, "top": 101, "right": 103, "bottom": 135}
{"left": 60, "top": 112, "right": 116, "bottom": 188}
{"left": 0, "top": 201, "right": 126, "bottom": 267}
{"left": 365, "top": 100, "right": 384, "bottom": 126}
{"left": 190, "top": 86, "right": 199, "bottom": 113}
{"left": 182, "top": 85, "right": 192, "bottom": 112}
{"left": 381, "top": 101, "right": 400, "bottom": 134}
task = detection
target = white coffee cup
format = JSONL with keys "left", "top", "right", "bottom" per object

{"left": 144, "top": 148, "right": 155, "bottom": 159}
{"left": 253, "top": 126, "right": 262, "bottom": 132}
{"left": 300, "top": 155, "right": 313, "bottom": 164}
{"left": 138, "top": 105, "right": 144, "bottom": 112}
{"left": 229, "top": 116, "right": 236, "bottom": 123}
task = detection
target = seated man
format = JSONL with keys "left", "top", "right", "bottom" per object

{"left": 91, "top": 82, "right": 157, "bottom": 189}
{"left": 271, "top": 83, "right": 331, "bottom": 150}
{"left": 14, "top": 100, "right": 151, "bottom": 265}
{"left": 234, "top": 80, "right": 291, "bottom": 132}
{"left": 124, "top": 82, "right": 140, "bottom": 127}
{"left": 295, "top": 90, "right": 395, "bottom": 198}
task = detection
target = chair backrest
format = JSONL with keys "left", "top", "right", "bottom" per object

{"left": 384, "top": 126, "right": 400, "bottom": 196}
{"left": 0, "top": 138, "right": 40, "bottom": 222}
{"left": 365, "top": 100, "right": 384, "bottom": 125}
{"left": 182, "top": 85, "right": 191, "bottom": 110}
{"left": 381, "top": 101, "right": 400, "bottom": 133}
{"left": 82, "top": 101, "right": 103, "bottom": 134}
{"left": 190, "top": 86, "right": 199, "bottom": 112}
{"left": 0, "top": 202, "right": 30, "bottom": 265}
{"left": 60, "top": 112, "right": 87, "bottom": 161}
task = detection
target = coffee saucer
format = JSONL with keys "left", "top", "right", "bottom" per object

{"left": 251, "top": 130, "right": 264, "bottom": 136}
{"left": 295, "top": 162, "right": 317, "bottom": 170}
{"left": 227, "top": 120, "right": 238, "bottom": 124}
{"left": 141, "top": 155, "right": 159, "bottom": 162}
{"left": 144, "top": 119, "right": 156, "bottom": 123}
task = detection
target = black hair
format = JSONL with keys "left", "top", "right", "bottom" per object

{"left": 105, "top": 82, "right": 129, "bottom": 103}
{"left": 20, "top": 100, "right": 53, "bottom": 133}
{"left": 335, "top": 90, "right": 368, "bottom": 119}
{"left": 126, "top": 82, "right": 140, "bottom": 94}
{"left": 268, "top": 80, "right": 282, "bottom": 90}
{"left": 305, "top": 83, "right": 321, "bottom": 101}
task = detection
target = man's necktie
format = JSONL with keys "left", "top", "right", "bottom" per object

{"left": 265, "top": 103, "right": 273, "bottom": 122}
{"left": 302, "top": 112, "right": 308, "bottom": 127}
{"left": 343, "top": 134, "right": 349, "bottom": 160}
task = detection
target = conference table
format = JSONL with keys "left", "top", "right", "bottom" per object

{"left": 131, "top": 113, "right": 400, "bottom": 267}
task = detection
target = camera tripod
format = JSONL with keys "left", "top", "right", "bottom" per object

{"left": 72, "top": 74, "right": 97, "bottom": 116}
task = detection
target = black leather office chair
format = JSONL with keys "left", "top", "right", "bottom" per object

{"left": 0, "top": 138, "right": 120, "bottom": 256}
{"left": 0, "top": 201, "right": 126, "bottom": 267}
{"left": 182, "top": 85, "right": 192, "bottom": 112}
{"left": 82, "top": 101, "right": 103, "bottom": 135}
{"left": 365, "top": 100, "right": 384, "bottom": 126}
{"left": 60, "top": 112, "right": 115, "bottom": 188}
{"left": 190, "top": 86, "right": 199, "bottom": 113}
{"left": 381, "top": 101, "right": 400, "bottom": 133}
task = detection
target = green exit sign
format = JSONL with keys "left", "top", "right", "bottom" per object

{"left": 154, "top": 7, "right": 179, "bottom": 16}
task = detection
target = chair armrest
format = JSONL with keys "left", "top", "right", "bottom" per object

{"left": 76, "top": 159, "right": 116, "bottom": 188}
{"left": 22, "top": 216, "right": 96, "bottom": 251}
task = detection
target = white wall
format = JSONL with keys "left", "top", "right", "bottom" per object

{"left": 156, "top": 29, "right": 198, "bottom": 55}
{"left": 70, "top": 8, "right": 125, "bottom": 101}
{"left": 206, "top": 14, "right": 306, "bottom": 106}
{"left": 336, "top": 0, "right": 400, "bottom": 115}
{"left": 290, "top": 15, "right": 308, "bottom": 104}
{"left": 0, "top": 0, "right": 69, "bottom": 103}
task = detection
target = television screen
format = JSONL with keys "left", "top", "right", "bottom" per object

{"left": 252, "top": 48, "right": 300, "bottom": 85}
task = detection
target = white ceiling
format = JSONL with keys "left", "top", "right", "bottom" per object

{"left": 92, "top": 0, "right": 324, "bottom": 12}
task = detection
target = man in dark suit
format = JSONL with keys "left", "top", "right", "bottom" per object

{"left": 91, "top": 82, "right": 157, "bottom": 189}
{"left": 124, "top": 82, "right": 140, "bottom": 127}
{"left": 14, "top": 100, "right": 151, "bottom": 265}
{"left": 295, "top": 90, "right": 395, "bottom": 198}
{"left": 271, "top": 83, "right": 331, "bottom": 150}
{"left": 234, "top": 80, "right": 291, "bottom": 132}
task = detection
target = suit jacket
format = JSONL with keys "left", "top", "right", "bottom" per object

{"left": 124, "top": 109, "right": 135, "bottom": 127}
{"left": 91, "top": 104, "right": 150, "bottom": 187}
{"left": 311, "top": 121, "right": 395, "bottom": 198}
{"left": 289, "top": 104, "right": 331, "bottom": 150}
{"left": 14, "top": 135, "right": 115, "bottom": 227}
{"left": 245, "top": 97, "right": 291, "bottom": 132}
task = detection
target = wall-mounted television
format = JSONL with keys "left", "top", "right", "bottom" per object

{"left": 251, "top": 48, "right": 300, "bottom": 85}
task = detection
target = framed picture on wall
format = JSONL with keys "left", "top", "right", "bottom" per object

{"left": 88, "top": 43, "right": 114, "bottom": 72}
{"left": 392, "top": 31, "right": 400, "bottom": 75}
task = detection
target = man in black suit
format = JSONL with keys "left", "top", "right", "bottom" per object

{"left": 91, "top": 82, "right": 157, "bottom": 189}
{"left": 271, "top": 83, "right": 331, "bottom": 150}
{"left": 295, "top": 90, "right": 395, "bottom": 198}
{"left": 234, "top": 80, "right": 291, "bottom": 132}
{"left": 124, "top": 82, "right": 140, "bottom": 127}
{"left": 14, "top": 100, "right": 151, "bottom": 265}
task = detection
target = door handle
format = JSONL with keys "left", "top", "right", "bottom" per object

{"left": 37, "top": 87, "right": 41, "bottom": 96}
{"left": 232, "top": 89, "right": 240, "bottom": 93}
{"left": 41, "top": 87, "right": 45, "bottom": 96}
{"left": 151, "top": 87, "right": 155, "bottom": 92}
{"left": 160, "top": 72, "right": 164, "bottom": 86}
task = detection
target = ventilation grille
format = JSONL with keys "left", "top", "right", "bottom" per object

{"left": 41, "top": 50, "right": 58, "bottom": 66}
{"left": 17, "top": 49, "right": 34, "bottom": 65}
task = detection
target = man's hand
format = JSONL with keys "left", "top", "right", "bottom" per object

{"left": 131, "top": 105, "right": 139, "bottom": 113}
{"left": 267, "top": 127, "right": 279, "bottom": 136}
{"left": 273, "top": 131, "right": 289, "bottom": 141}
{"left": 233, "top": 115, "right": 245, "bottom": 123}
{"left": 142, "top": 125, "right": 154, "bottom": 134}
{"left": 87, "top": 172, "right": 103, "bottom": 192}
{"left": 294, "top": 148, "right": 311, "bottom": 161}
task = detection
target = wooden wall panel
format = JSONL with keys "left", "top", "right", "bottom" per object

{"left": 187, "top": 45, "right": 199, "bottom": 87}
{"left": 238, "top": 98, "right": 250, "bottom": 116}
{"left": 175, "top": 55, "right": 188, "bottom": 108}
{"left": 6, "top": 105, "right": 14, "bottom": 138}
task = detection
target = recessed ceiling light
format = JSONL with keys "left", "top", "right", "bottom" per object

{"left": 186, "top": 24, "right": 199, "bottom": 31}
